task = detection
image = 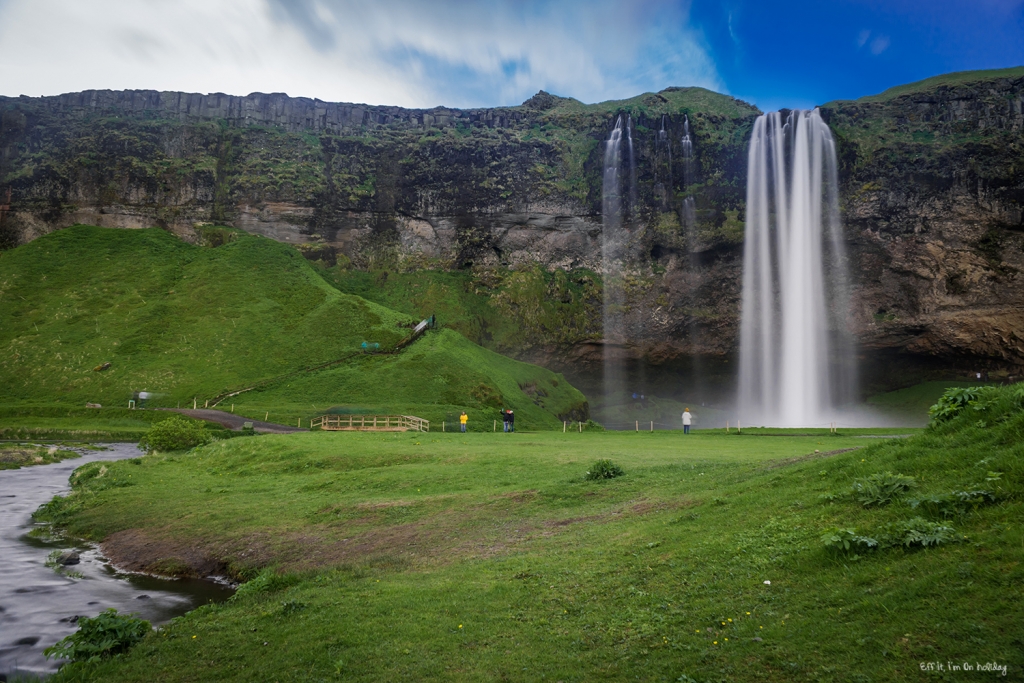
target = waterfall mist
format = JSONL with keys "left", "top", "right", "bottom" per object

{"left": 738, "top": 109, "right": 857, "bottom": 427}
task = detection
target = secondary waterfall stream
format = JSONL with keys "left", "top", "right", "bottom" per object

{"left": 738, "top": 108, "right": 856, "bottom": 426}
{"left": 0, "top": 444, "right": 233, "bottom": 679}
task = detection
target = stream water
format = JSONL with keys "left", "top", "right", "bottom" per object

{"left": 0, "top": 443, "right": 233, "bottom": 679}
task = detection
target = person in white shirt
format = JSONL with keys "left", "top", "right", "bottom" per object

{"left": 682, "top": 408, "right": 692, "bottom": 434}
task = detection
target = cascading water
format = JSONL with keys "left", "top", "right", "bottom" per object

{"left": 626, "top": 115, "right": 637, "bottom": 218}
{"left": 679, "top": 114, "right": 696, "bottom": 229}
{"left": 737, "top": 108, "right": 856, "bottom": 427}
{"left": 602, "top": 115, "right": 628, "bottom": 408}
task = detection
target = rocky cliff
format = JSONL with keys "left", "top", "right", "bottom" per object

{"left": 2, "top": 69, "right": 1022, "bottom": 383}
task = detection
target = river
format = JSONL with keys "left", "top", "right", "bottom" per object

{"left": 0, "top": 443, "right": 233, "bottom": 679}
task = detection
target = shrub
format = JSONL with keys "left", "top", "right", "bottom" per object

{"left": 908, "top": 489, "right": 996, "bottom": 518}
{"left": 927, "top": 386, "right": 1006, "bottom": 424}
{"left": 881, "top": 517, "right": 960, "bottom": 548}
{"left": 821, "top": 528, "right": 879, "bottom": 552}
{"left": 44, "top": 608, "right": 150, "bottom": 664}
{"left": 822, "top": 518, "right": 960, "bottom": 553}
{"left": 585, "top": 459, "right": 624, "bottom": 480}
{"left": 138, "top": 416, "right": 211, "bottom": 453}
{"left": 850, "top": 471, "right": 916, "bottom": 507}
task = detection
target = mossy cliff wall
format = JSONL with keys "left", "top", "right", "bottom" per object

{"left": 2, "top": 70, "right": 1022, "bottom": 375}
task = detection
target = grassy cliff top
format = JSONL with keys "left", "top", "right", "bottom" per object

{"left": 824, "top": 65, "right": 1024, "bottom": 106}
{"left": 541, "top": 86, "right": 760, "bottom": 120}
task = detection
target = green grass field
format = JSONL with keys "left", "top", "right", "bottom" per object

{"left": 37, "top": 385, "right": 1024, "bottom": 682}
{"left": 0, "top": 226, "right": 587, "bottom": 428}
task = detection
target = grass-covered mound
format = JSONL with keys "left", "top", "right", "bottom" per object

{"left": 0, "top": 225, "right": 587, "bottom": 428}
{"left": 0, "top": 443, "right": 80, "bottom": 469}
{"left": 37, "top": 385, "right": 1023, "bottom": 681}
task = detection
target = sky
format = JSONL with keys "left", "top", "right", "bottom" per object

{"left": 0, "top": 0, "right": 1021, "bottom": 111}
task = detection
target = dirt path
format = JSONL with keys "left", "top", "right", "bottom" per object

{"left": 161, "top": 409, "right": 306, "bottom": 434}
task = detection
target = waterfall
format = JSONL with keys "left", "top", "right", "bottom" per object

{"left": 680, "top": 114, "right": 693, "bottom": 189}
{"left": 602, "top": 115, "right": 628, "bottom": 409}
{"left": 680, "top": 114, "right": 695, "bottom": 228}
{"left": 626, "top": 115, "right": 637, "bottom": 218}
{"left": 738, "top": 109, "right": 856, "bottom": 427}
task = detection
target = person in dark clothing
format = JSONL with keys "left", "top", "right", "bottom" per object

{"left": 508, "top": 409, "right": 515, "bottom": 432}
{"left": 502, "top": 409, "right": 510, "bottom": 432}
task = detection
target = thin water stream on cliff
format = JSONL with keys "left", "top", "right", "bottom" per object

{"left": 0, "top": 443, "right": 233, "bottom": 679}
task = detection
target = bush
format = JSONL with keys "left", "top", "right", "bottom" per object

{"left": 882, "top": 517, "right": 960, "bottom": 548}
{"left": 822, "top": 518, "right": 960, "bottom": 554}
{"left": 821, "top": 528, "right": 879, "bottom": 552}
{"left": 928, "top": 386, "right": 999, "bottom": 423}
{"left": 850, "top": 471, "right": 916, "bottom": 507}
{"left": 138, "top": 416, "right": 211, "bottom": 453}
{"left": 585, "top": 459, "right": 624, "bottom": 480}
{"left": 908, "top": 489, "right": 996, "bottom": 518}
{"left": 44, "top": 608, "right": 150, "bottom": 664}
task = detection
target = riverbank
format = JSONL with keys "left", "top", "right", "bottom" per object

{"left": 35, "top": 401, "right": 1024, "bottom": 681}
{"left": 0, "top": 443, "right": 233, "bottom": 680}
{"left": 0, "top": 444, "right": 81, "bottom": 470}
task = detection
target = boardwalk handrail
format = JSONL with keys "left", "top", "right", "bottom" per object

{"left": 310, "top": 414, "right": 429, "bottom": 433}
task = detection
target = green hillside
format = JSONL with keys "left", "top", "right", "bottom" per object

{"left": 0, "top": 225, "right": 587, "bottom": 427}
{"left": 844, "top": 66, "right": 1024, "bottom": 103}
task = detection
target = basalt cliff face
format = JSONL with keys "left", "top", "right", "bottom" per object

{"left": 1, "top": 70, "right": 1022, "bottom": 381}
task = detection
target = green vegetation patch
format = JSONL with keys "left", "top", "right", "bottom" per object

{"left": 0, "top": 226, "right": 586, "bottom": 427}
{"left": 0, "top": 443, "right": 79, "bottom": 469}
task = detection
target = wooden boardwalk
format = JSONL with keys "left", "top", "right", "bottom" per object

{"left": 310, "top": 414, "right": 429, "bottom": 433}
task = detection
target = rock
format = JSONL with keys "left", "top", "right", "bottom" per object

{"left": 753, "top": 637, "right": 763, "bottom": 642}
{"left": 55, "top": 551, "right": 80, "bottom": 566}
{"left": 136, "top": 594, "right": 150, "bottom": 600}
{"left": 2, "top": 71, "right": 1022, "bottom": 377}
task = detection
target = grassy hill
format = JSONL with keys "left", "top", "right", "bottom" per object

{"left": 830, "top": 66, "right": 1024, "bottom": 104}
{"left": 36, "top": 383, "right": 1023, "bottom": 681}
{"left": 0, "top": 225, "right": 587, "bottom": 428}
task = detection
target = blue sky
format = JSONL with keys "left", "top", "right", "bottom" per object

{"left": 0, "top": 0, "right": 1021, "bottom": 111}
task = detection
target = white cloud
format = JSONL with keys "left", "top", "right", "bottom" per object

{"left": 0, "top": 0, "right": 723, "bottom": 107}
{"left": 855, "top": 29, "right": 889, "bottom": 56}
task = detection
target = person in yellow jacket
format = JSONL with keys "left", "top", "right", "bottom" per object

{"left": 460, "top": 411, "right": 468, "bottom": 433}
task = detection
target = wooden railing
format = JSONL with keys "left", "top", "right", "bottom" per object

{"left": 310, "top": 414, "right": 429, "bottom": 433}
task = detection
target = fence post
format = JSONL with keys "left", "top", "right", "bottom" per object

{"left": 265, "top": 412, "right": 269, "bottom": 421}
{"left": 563, "top": 421, "right": 566, "bottom": 433}
{"left": 738, "top": 420, "right": 741, "bottom": 434}
{"left": 443, "top": 421, "right": 445, "bottom": 432}
{"left": 194, "top": 398, "right": 197, "bottom": 409}
{"left": 726, "top": 421, "right": 729, "bottom": 433}
{"left": 650, "top": 421, "right": 653, "bottom": 432}
{"left": 579, "top": 421, "right": 582, "bottom": 433}
{"left": 494, "top": 420, "right": 496, "bottom": 432}
{"left": 635, "top": 420, "right": 638, "bottom": 432}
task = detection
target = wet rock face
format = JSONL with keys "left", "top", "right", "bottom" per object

{"left": 1, "top": 76, "right": 1022, "bottom": 374}
{"left": 823, "top": 73, "right": 1024, "bottom": 369}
